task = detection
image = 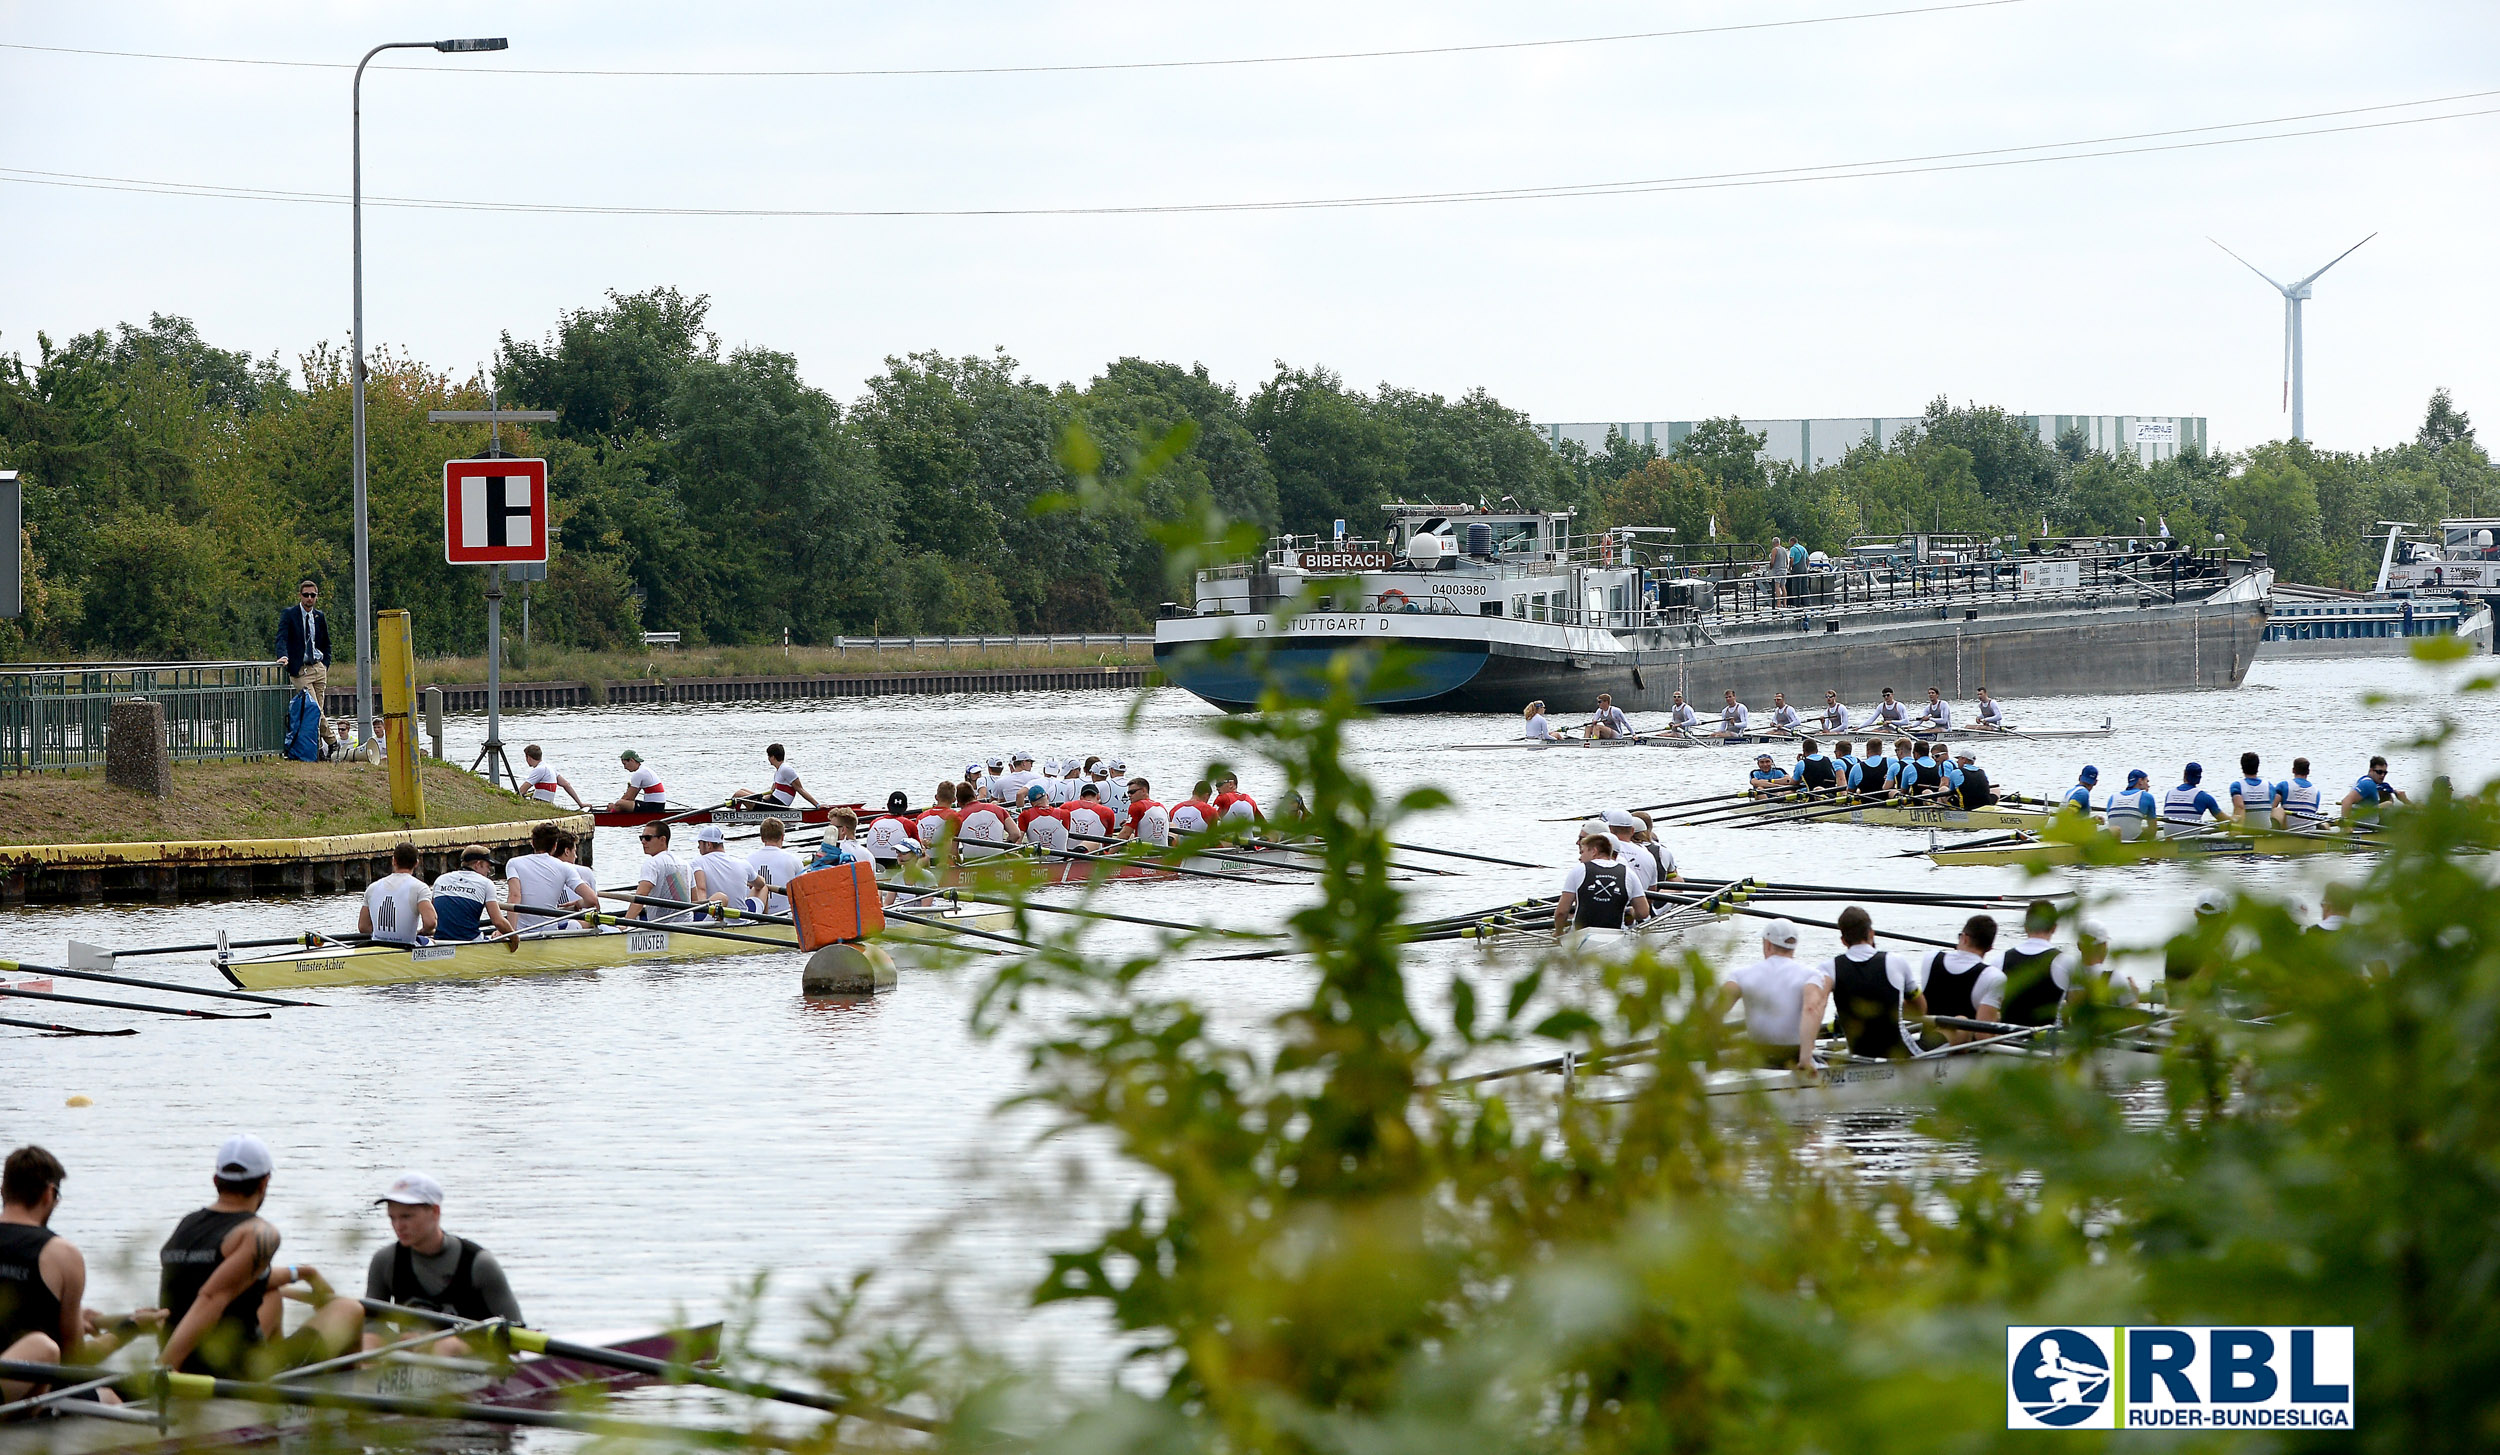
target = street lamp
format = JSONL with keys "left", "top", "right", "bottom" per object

{"left": 349, "top": 36, "right": 507, "bottom": 751}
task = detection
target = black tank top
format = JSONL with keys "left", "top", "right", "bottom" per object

{"left": 1957, "top": 766, "right": 1995, "bottom": 808}
{"left": 1924, "top": 951, "right": 1983, "bottom": 1019}
{"left": 1798, "top": 755, "right": 1837, "bottom": 791}
{"left": 1914, "top": 757, "right": 1943, "bottom": 789}
{"left": 160, "top": 1209, "right": 268, "bottom": 1374}
{"left": 1830, "top": 948, "right": 1909, "bottom": 1059}
{"left": 0, "top": 1223, "right": 62, "bottom": 1350}
{"left": 389, "top": 1238, "right": 495, "bottom": 1320}
{"left": 1997, "top": 944, "right": 2064, "bottom": 1027}
{"left": 1572, "top": 861, "right": 1630, "bottom": 929}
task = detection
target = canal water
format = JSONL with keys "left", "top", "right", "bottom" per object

{"left": 2, "top": 653, "right": 2484, "bottom": 1383}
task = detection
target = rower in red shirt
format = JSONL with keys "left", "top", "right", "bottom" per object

{"left": 1169, "top": 780, "right": 1221, "bottom": 837}
{"left": 1065, "top": 784, "right": 1116, "bottom": 844}
{"left": 1015, "top": 784, "right": 1072, "bottom": 853}
{"left": 913, "top": 781, "right": 964, "bottom": 863}
{"left": 1119, "top": 777, "right": 1166, "bottom": 842}
{"left": 956, "top": 792, "right": 1019, "bottom": 848}
{"left": 1211, "top": 772, "right": 1264, "bottom": 826}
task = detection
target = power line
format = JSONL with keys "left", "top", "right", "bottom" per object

{"left": 0, "top": 1, "right": 2029, "bottom": 78}
{"left": 3, "top": 93, "right": 2493, "bottom": 220}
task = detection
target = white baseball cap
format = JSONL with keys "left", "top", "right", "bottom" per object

{"left": 1577, "top": 817, "right": 1611, "bottom": 840}
{"left": 1013, "top": 750, "right": 1034, "bottom": 764}
{"left": 1602, "top": 808, "right": 1638, "bottom": 830}
{"left": 965, "top": 761, "right": 984, "bottom": 776}
{"left": 1762, "top": 918, "right": 1801, "bottom": 949}
{"left": 988, "top": 756, "right": 1006, "bottom": 771}
{"left": 696, "top": 823, "right": 727, "bottom": 844}
{"left": 215, "top": 1134, "right": 274, "bottom": 1180}
{"left": 375, "top": 1171, "right": 444, "bottom": 1207}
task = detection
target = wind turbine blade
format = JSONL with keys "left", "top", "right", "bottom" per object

{"left": 2294, "top": 231, "right": 2377, "bottom": 290}
{"left": 2209, "top": 236, "right": 2288, "bottom": 294}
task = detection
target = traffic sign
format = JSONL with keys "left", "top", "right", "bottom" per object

{"left": 443, "top": 457, "right": 549, "bottom": 565}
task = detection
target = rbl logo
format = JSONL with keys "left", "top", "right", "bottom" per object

{"left": 2008, "top": 1326, "right": 2355, "bottom": 1431}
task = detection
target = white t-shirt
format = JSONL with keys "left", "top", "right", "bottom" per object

{"left": 506, "top": 852, "right": 580, "bottom": 927}
{"left": 1606, "top": 836, "right": 1654, "bottom": 898}
{"left": 693, "top": 849, "right": 754, "bottom": 904}
{"left": 1048, "top": 776, "right": 1082, "bottom": 806}
{"left": 1219, "top": 797, "right": 1258, "bottom": 823}
{"left": 430, "top": 867, "right": 497, "bottom": 906}
{"left": 1819, "top": 944, "right": 1926, "bottom": 999}
{"left": 364, "top": 871, "right": 433, "bottom": 945}
{"left": 766, "top": 763, "right": 801, "bottom": 805}
{"left": 747, "top": 845, "right": 805, "bottom": 914}
{"left": 991, "top": 771, "right": 1039, "bottom": 805}
{"left": 1973, "top": 938, "right": 2081, "bottom": 1009}
{"left": 521, "top": 763, "right": 562, "bottom": 803}
{"left": 864, "top": 816, "right": 919, "bottom": 862}
{"left": 1728, "top": 955, "right": 1832, "bottom": 1048}
{"left": 625, "top": 765, "right": 666, "bottom": 802}
{"left": 1525, "top": 713, "right": 1553, "bottom": 740}
{"left": 636, "top": 852, "right": 691, "bottom": 912}
{"left": 1133, "top": 805, "right": 1171, "bottom": 847}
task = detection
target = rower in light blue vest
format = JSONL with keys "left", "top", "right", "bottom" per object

{"left": 2276, "top": 756, "right": 2327, "bottom": 828}
{"left": 1833, "top": 743, "right": 1862, "bottom": 792}
{"left": 2060, "top": 765, "right": 2101, "bottom": 815}
{"left": 2105, "top": 769, "right": 2157, "bottom": 842}
{"left": 2162, "top": 762, "right": 2227, "bottom": 835}
{"left": 2228, "top": 751, "right": 2282, "bottom": 828}
{"left": 1857, "top": 740, "right": 1892, "bottom": 795}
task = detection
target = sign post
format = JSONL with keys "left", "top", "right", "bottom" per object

{"left": 435, "top": 408, "right": 555, "bottom": 788}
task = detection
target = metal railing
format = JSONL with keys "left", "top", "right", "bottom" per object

{"left": 829, "top": 633, "right": 1153, "bottom": 650}
{"left": 0, "top": 661, "right": 293, "bottom": 774}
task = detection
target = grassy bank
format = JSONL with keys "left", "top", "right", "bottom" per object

{"left": 416, "top": 640, "right": 1152, "bottom": 685}
{"left": 0, "top": 759, "right": 569, "bottom": 847}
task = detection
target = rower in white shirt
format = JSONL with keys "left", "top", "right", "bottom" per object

{"left": 1587, "top": 694, "right": 1632, "bottom": 741}
{"left": 1870, "top": 688, "right": 1908, "bottom": 726}
{"left": 1718, "top": 920, "right": 1830, "bottom": 1073}
{"left": 1972, "top": 687, "right": 2006, "bottom": 732}
{"left": 1523, "top": 700, "right": 1555, "bottom": 741}
{"left": 1717, "top": 690, "right": 1751, "bottom": 738}
{"left": 735, "top": 744, "right": 822, "bottom": 811}
{"left": 506, "top": 822, "right": 596, "bottom": 930}
{"left": 518, "top": 744, "right": 586, "bottom": 810}
{"left": 1665, "top": 693, "right": 1701, "bottom": 734}
{"left": 1818, "top": 691, "right": 1850, "bottom": 734}
{"left": 745, "top": 817, "right": 809, "bottom": 917}
{"left": 605, "top": 749, "right": 667, "bottom": 813}
{"left": 1917, "top": 687, "right": 1952, "bottom": 731}
{"left": 690, "top": 825, "right": 758, "bottom": 912}
{"left": 1766, "top": 694, "right": 1803, "bottom": 733}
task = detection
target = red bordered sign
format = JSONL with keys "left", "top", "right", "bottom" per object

{"left": 443, "top": 458, "right": 550, "bottom": 565}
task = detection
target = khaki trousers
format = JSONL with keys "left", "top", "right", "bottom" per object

{"left": 292, "top": 662, "right": 339, "bottom": 747}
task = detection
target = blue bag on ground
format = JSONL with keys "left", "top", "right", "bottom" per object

{"left": 285, "top": 688, "right": 322, "bottom": 761}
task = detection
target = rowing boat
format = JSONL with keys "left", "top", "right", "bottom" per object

{"left": 913, "top": 841, "right": 1309, "bottom": 888}
{"left": 591, "top": 804, "right": 860, "bottom": 829}
{"left": 1790, "top": 802, "right": 2046, "bottom": 831}
{"left": 1454, "top": 716, "right": 2113, "bottom": 751}
{"left": 0, "top": 1324, "right": 715, "bottom": 1455}
{"left": 216, "top": 906, "right": 1010, "bottom": 990}
{"left": 1928, "top": 826, "right": 2384, "bottom": 868}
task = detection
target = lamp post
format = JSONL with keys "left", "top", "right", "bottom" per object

{"left": 350, "top": 36, "right": 507, "bottom": 751}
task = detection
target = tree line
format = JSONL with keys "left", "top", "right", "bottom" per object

{"left": 1, "top": 285, "right": 2489, "bottom": 660}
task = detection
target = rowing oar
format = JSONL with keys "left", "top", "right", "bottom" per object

{"left": 1387, "top": 840, "right": 1546, "bottom": 869}
{"left": 358, "top": 1298, "right": 944, "bottom": 1434}
{"left": 968, "top": 836, "right": 1292, "bottom": 886}
{"left": 0, "top": 1359, "right": 803, "bottom": 1451}
{"left": 0, "top": 957, "right": 318, "bottom": 1009}
{"left": 515, "top": 906, "right": 795, "bottom": 952}
{"left": 79, "top": 935, "right": 324, "bottom": 958}
{"left": 1896, "top": 832, "right": 2035, "bottom": 858}
{"left": 1539, "top": 788, "right": 1750, "bottom": 824}
{"left": 1175, "top": 835, "right": 1469, "bottom": 875}
{"left": 944, "top": 892, "right": 1284, "bottom": 938}
{"left": 0, "top": 982, "right": 269, "bottom": 1020}
{"left": 0, "top": 1014, "right": 135, "bottom": 1037}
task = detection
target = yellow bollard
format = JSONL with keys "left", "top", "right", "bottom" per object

{"left": 377, "top": 609, "right": 426, "bottom": 823}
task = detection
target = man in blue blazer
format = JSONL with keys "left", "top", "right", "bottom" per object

{"left": 276, "top": 578, "right": 337, "bottom": 755}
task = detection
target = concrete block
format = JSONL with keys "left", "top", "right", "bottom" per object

{"left": 801, "top": 942, "right": 896, "bottom": 996}
{"left": 104, "top": 698, "right": 173, "bottom": 797}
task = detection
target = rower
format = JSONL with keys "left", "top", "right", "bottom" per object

{"left": 1748, "top": 752, "right": 1792, "bottom": 796}
{"left": 1588, "top": 693, "right": 1631, "bottom": 741}
{"left": 748, "top": 818, "right": 808, "bottom": 914}
{"left": 1919, "top": 915, "right": 1997, "bottom": 1044}
{"left": 2278, "top": 757, "right": 2328, "bottom": 829}
{"left": 1951, "top": 748, "right": 1995, "bottom": 808}
{"left": 509, "top": 821, "right": 595, "bottom": 930}
{"left": 1718, "top": 690, "right": 1751, "bottom": 738}
{"left": 961, "top": 761, "right": 989, "bottom": 803}
{"left": 1551, "top": 833, "right": 1651, "bottom": 936}
{"left": 1890, "top": 738, "right": 1920, "bottom": 796}
{"left": 2342, "top": 755, "right": 2409, "bottom": 821}
{"left": 1666, "top": 692, "right": 1701, "bottom": 734}
{"left": 956, "top": 786, "right": 1020, "bottom": 848}
{"left": 1119, "top": 777, "right": 1166, "bottom": 842}
{"left": 1627, "top": 811, "right": 1679, "bottom": 885}
{"left": 993, "top": 751, "right": 1042, "bottom": 806}
{"left": 1067, "top": 783, "right": 1117, "bottom": 843}
{"left": 157, "top": 1135, "right": 363, "bottom": 1378}
{"left": 430, "top": 846, "right": 516, "bottom": 943}
{"left": 1832, "top": 739, "right": 1862, "bottom": 792}
{"left": 1823, "top": 906, "right": 1927, "bottom": 1061}
{"left": 518, "top": 744, "right": 586, "bottom": 810}
{"left": 2314, "top": 882, "right": 2355, "bottom": 933}
{"left": 625, "top": 822, "right": 692, "bottom": 921}
{"left": 2229, "top": 751, "right": 2280, "bottom": 827}
{"left": 1601, "top": 809, "right": 1662, "bottom": 900}
{"left": 914, "top": 782, "right": 964, "bottom": 859}
{"left": 1917, "top": 686, "right": 1952, "bottom": 732}
{"left": 2105, "top": 770, "right": 2157, "bottom": 843}
{"left": 555, "top": 831, "right": 595, "bottom": 913}
{"left": 1213, "top": 773, "right": 1264, "bottom": 825}
{"left": 1717, "top": 920, "right": 1830, "bottom": 1073}
{"left": 1794, "top": 738, "right": 1839, "bottom": 795}
{"left": 1856, "top": 739, "right": 1891, "bottom": 796}
{"left": 1819, "top": 690, "right": 1850, "bottom": 734}
{"left": 1048, "top": 760, "right": 1085, "bottom": 806}
{"left": 2059, "top": 766, "right": 2100, "bottom": 815}
{"left": 1905, "top": 740, "right": 1946, "bottom": 801}
{"left": 1171, "top": 781, "right": 1220, "bottom": 837}
{"left": 986, "top": 755, "right": 1010, "bottom": 799}
{"left": 605, "top": 749, "right": 666, "bottom": 814}
{"left": 863, "top": 791, "right": 925, "bottom": 866}
{"left": 1018, "top": 785, "right": 1073, "bottom": 853}
{"left": 1977, "top": 900, "right": 2086, "bottom": 1028}
{"left": 2, "top": 1146, "right": 155, "bottom": 1404}
{"left": 804, "top": 809, "right": 873, "bottom": 871}
{"left": 1871, "top": 687, "right": 1907, "bottom": 726}
{"left": 360, "top": 1173, "right": 522, "bottom": 1355}
{"left": 2161, "top": 762, "right": 2227, "bottom": 834}
{"left": 1522, "top": 700, "right": 1553, "bottom": 741}
{"left": 1973, "top": 687, "right": 2005, "bottom": 732}
{"left": 736, "top": 743, "right": 822, "bottom": 811}
{"left": 691, "top": 825, "right": 757, "bottom": 911}
{"left": 1766, "top": 693, "right": 1802, "bottom": 733}
{"left": 358, "top": 841, "right": 436, "bottom": 946}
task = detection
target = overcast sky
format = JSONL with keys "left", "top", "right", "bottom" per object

{"left": 2, "top": 1, "right": 2494, "bottom": 453}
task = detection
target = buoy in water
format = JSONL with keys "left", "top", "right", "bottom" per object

{"left": 66, "top": 1095, "right": 92, "bottom": 1107}
{"left": 801, "top": 942, "right": 896, "bottom": 996}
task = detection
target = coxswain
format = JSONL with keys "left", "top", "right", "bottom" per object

{"left": 2105, "top": 770, "right": 2157, "bottom": 842}
{"left": 1717, "top": 920, "right": 1830, "bottom": 1073}
{"left": 358, "top": 841, "right": 435, "bottom": 946}
{"left": 605, "top": 749, "right": 665, "bottom": 813}
{"left": 2228, "top": 751, "right": 2280, "bottom": 827}
{"left": 1522, "top": 700, "right": 1554, "bottom": 741}
{"left": 625, "top": 822, "right": 692, "bottom": 921}
{"left": 518, "top": 744, "right": 587, "bottom": 810}
{"left": 960, "top": 761, "right": 989, "bottom": 803}
{"left": 1718, "top": 690, "right": 1751, "bottom": 738}
{"left": 360, "top": 1173, "right": 522, "bottom": 1356}
{"left": 2278, "top": 758, "right": 2328, "bottom": 829}
{"left": 429, "top": 846, "right": 516, "bottom": 943}
{"left": 862, "top": 791, "right": 923, "bottom": 866}
{"left": 1871, "top": 688, "right": 1907, "bottom": 725}
{"left": 690, "top": 824, "right": 757, "bottom": 911}
{"left": 2341, "top": 755, "right": 2409, "bottom": 820}
{"left": 2059, "top": 766, "right": 2100, "bottom": 815}
{"left": 1794, "top": 738, "right": 1840, "bottom": 795}
{"left": 1665, "top": 692, "right": 1702, "bottom": 734}
{"left": 1973, "top": 687, "right": 2006, "bottom": 732}
{"left": 1170, "top": 781, "right": 1220, "bottom": 837}
{"left": 157, "top": 1136, "right": 362, "bottom": 1378}
{"left": 1748, "top": 752, "right": 1792, "bottom": 796}
{"left": 1018, "top": 785, "right": 1073, "bottom": 853}
{"left": 509, "top": 821, "right": 595, "bottom": 929}
{"left": 1822, "top": 906, "right": 1928, "bottom": 1061}
{"left": 1551, "top": 833, "right": 1651, "bottom": 936}
{"left": 2161, "top": 762, "right": 2226, "bottom": 834}
{"left": 735, "top": 743, "right": 822, "bottom": 811}
{"left": 1587, "top": 693, "right": 1631, "bottom": 741}
{"left": 2, "top": 1146, "right": 157, "bottom": 1404}
{"left": 1067, "top": 783, "right": 1117, "bottom": 843}
{"left": 1977, "top": 900, "right": 2086, "bottom": 1028}
{"left": 1917, "top": 686, "right": 1952, "bottom": 732}
{"left": 1951, "top": 748, "right": 1996, "bottom": 808}
{"left": 1819, "top": 690, "right": 1850, "bottom": 734}
{"left": 956, "top": 789, "right": 1020, "bottom": 849}
{"left": 1919, "top": 915, "right": 1997, "bottom": 1044}
{"left": 1212, "top": 773, "right": 1264, "bottom": 825}
{"left": 749, "top": 818, "right": 808, "bottom": 913}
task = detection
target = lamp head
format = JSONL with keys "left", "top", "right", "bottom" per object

{"left": 434, "top": 37, "right": 509, "bottom": 52}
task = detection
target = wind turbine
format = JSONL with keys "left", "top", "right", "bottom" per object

{"left": 2210, "top": 233, "right": 2375, "bottom": 442}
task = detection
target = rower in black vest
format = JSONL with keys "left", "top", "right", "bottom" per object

{"left": 1912, "top": 752, "right": 1945, "bottom": 796}
{"left": 1954, "top": 757, "right": 1997, "bottom": 809}
{"left": 157, "top": 1135, "right": 362, "bottom": 1378}
{"left": 1824, "top": 907, "right": 1924, "bottom": 1059}
{"left": 4, "top": 1146, "right": 156, "bottom": 1400}
{"left": 389, "top": 1240, "right": 494, "bottom": 1319}
{"left": 1796, "top": 739, "right": 1839, "bottom": 794}
{"left": 1919, "top": 914, "right": 1999, "bottom": 1044}
{"left": 1551, "top": 834, "right": 1651, "bottom": 936}
{"left": 0, "top": 1221, "right": 63, "bottom": 1361}
{"left": 1994, "top": 942, "right": 2066, "bottom": 1027}
{"left": 158, "top": 1208, "right": 270, "bottom": 1374}
{"left": 363, "top": 1173, "right": 526, "bottom": 1353}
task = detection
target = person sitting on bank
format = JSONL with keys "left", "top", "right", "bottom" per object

{"left": 430, "top": 846, "right": 517, "bottom": 943}
{"left": 358, "top": 842, "right": 436, "bottom": 946}
{"left": 362, "top": 1173, "right": 524, "bottom": 1354}
{"left": 2, "top": 1146, "right": 160, "bottom": 1404}
{"left": 157, "top": 1135, "right": 363, "bottom": 1378}
{"left": 274, "top": 577, "right": 338, "bottom": 758}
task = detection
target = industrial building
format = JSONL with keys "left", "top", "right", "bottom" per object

{"left": 1536, "top": 414, "right": 2209, "bottom": 468}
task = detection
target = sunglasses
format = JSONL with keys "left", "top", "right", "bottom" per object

{"left": 639, "top": 832, "right": 663, "bottom": 842}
